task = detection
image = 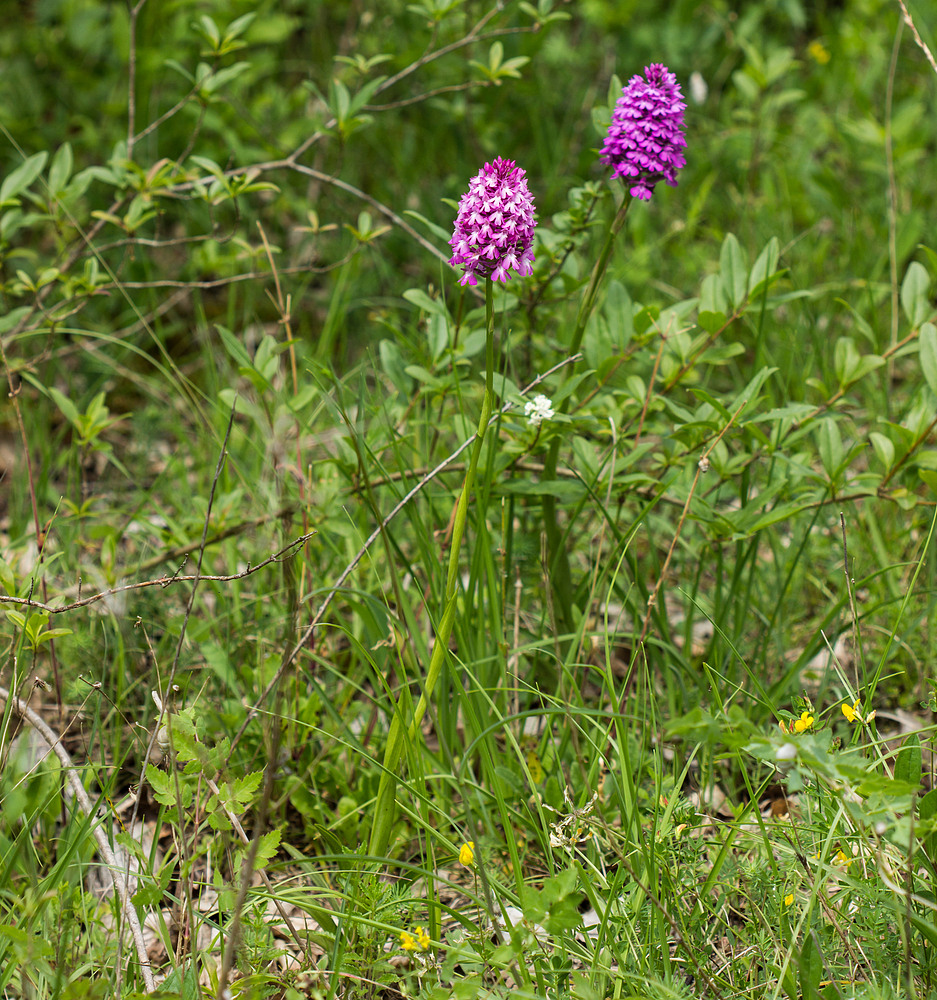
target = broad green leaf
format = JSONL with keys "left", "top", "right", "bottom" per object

{"left": 47, "top": 386, "right": 80, "bottom": 427}
{"left": 919, "top": 322, "right": 937, "bottom": 396}
{"left": 901, "top": 261, "right": 930, "bottom": 328}
{"left": 735, "top": 500, "right": 815, "bottom": 537}
{"left": 0, "top": 307, "right": 31, "bottom": 333}
{"left": 798, "top": 932, "right": 823, "bottom": 1000}
{"left": 158, "top": 963, "right": 200, "bottom": 1000}
{"left": 748, "top": 236, "right": 779, "bottom": 289}
{"left": 404, "top": 364, "right": 444, "bottom": 388}
{"left": 919, "top": 469, "right": 937, "bottom": 494}
{"left": 834, "top": 337, "right": 885, "bottom": 387}
{"left": 869, "top": 432, "right": 895, "bottom": 470}
{"left": 719, "top": 233, "right": 748, "bottom": 309}
{"left": 146, "top": 763, "right": 189, "bottom": 807}
{"left": 347, "top": 75, "right": 388, "bottom": 116}
{"left": 698, "top": 311, "right": 726, "bottom": 335}
{"left": 834, "top": 337, "right": 860, "bottom": 386}
{"left": 48, "top": 142, "right": 73, "bottom": 194}
{"left": 700, "top": 342, "right": 745, "bottom": 364}
{"left": 757, "top": 403, "right": 816, "bottom": 423}
{"left": 817, "top": 418, "right": 843, "bottom": 477}
{"left": 894, "top": 734, "right": 922, "bottom": 788}
{"left": 604, "top": 279, "right": 633, "bottom": 346}
{"left": 427, "top": 314, "right": 448, "bottom": 359}
{"left": 379, "top": 339, "right": 412, "bottom": 395}
{"left": 908, "top": 912, "right": 937, "bottom": 951}
{"left": 698, "top": 272, "right": 727, "bottom": 315}
{"left": 731, "top": 365, "right": 778, "bottom": 421}
{"left": 403, "top": 287, "right": 449, "bottom": 317}
{"left": 0, "top": 151, "right": 48, "bottom": 204}
{"left": 920, "top": 787, "right": 937, "bottom": 822}
{"left": 500, "top": 479, "right": 587, "bottom": 502}
{"left": 491, "top": 372, "right": 520, "bottom": 401}
{"left": 215, "top": 323, "right": 253, "bottom": 369}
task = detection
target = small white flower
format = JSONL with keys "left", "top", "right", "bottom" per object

{"left": 775, "top": 742, "right": 797, "bottom": 762}
{"left": 689, "top": 71, "right": 708, "bottom": 105}
{"left": 524, "top": 393, "right": 555, "bottom": 427}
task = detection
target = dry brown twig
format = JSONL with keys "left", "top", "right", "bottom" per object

{"left": 897, "top": 0, "right": 937, "bottom": 75}
{"left": 0, "top": 532, "right": 315, "bottom": 614}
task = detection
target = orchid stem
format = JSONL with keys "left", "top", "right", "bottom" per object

{"left": 368, "top": 278, "right": 496, "bottom": 860}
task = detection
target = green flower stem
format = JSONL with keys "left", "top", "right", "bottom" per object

{"left": 542, "top": 194, "right": 632, "bottom": 634}
{"left": 369, "top": 278, "right": 496, "bottom": 860}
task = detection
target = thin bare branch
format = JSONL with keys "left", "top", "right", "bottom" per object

{"left": 1, "top": 533, "right": 314, "bottom": 614}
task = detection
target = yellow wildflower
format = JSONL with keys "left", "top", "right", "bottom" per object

{"left": 784, "top": 893, "right": 794, "bottom": 907}
{"left": 399, "top": 926, "right": 430, "bottom": 951}
{"left": 459, "top": 841, "right": 475, "bottom": 867}
{"left": 793, "top": 711, "right": 814, "bottom": 733}
{"left": 842, "top": 700, "right": 875, "bottom": 724}
{"left": 833, "top": 849, "right": 854, "bottom": 868}
{"left": 808, "top": 40, "right": 831, "bottom": 65}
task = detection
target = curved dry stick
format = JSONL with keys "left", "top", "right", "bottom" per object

{"left": 0, "top": 685, "right": 156, "bottom": 993}
{"left": 2, "top": 531, "right": 315, "bottom": 614}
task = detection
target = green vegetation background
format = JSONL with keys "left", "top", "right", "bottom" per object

{"left": 3, "top": 1, "right": 937, "bottom": 997}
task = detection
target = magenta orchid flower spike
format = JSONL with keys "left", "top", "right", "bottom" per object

{"left": 601, "top": 64, "right": 687, "bottom": 201}
{"left": 448, "top": 157, "right": 537, "bottom": 287}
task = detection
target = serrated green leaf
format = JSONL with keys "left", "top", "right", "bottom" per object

{"left": 146, "top": 764, "right": 175, "bottom": 806}
{"left": 254, "top": 827, "right": 282, "bottom": 867}
{"left": 520, "top": 884, "right": 546, "bottom": 923}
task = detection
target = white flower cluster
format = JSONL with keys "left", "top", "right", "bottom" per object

{"left": 524, "top": 393, "right": 555, "bottom": 427}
